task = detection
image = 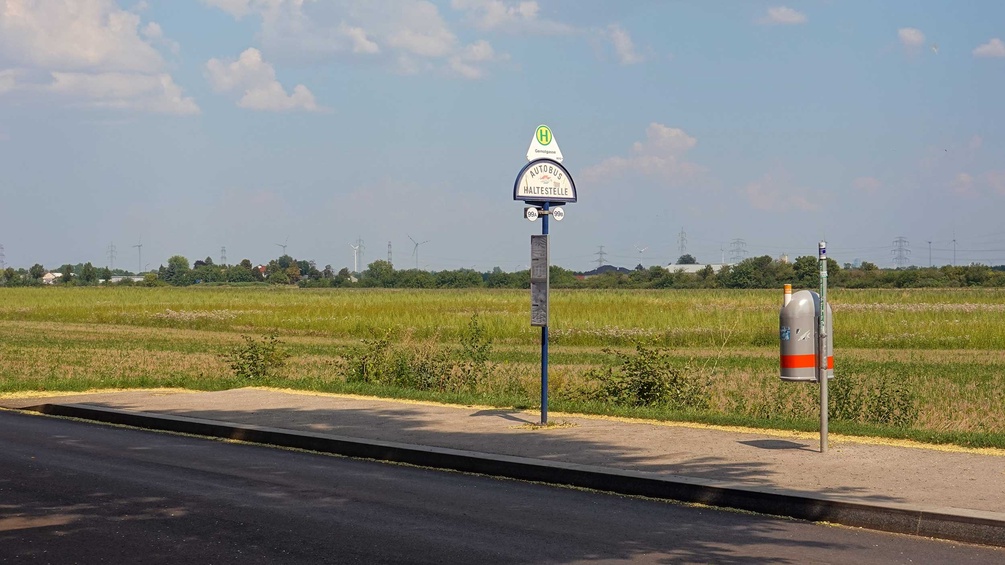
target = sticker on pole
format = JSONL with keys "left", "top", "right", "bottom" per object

{"left": 513, "top": 159, "right": 577, "bottom": 203}
{"left": 527, "top": 125, "right": 563, "bottom": 163}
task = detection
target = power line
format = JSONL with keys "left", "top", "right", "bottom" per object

{"left": 0, "top": 243, "right": 5, "bottom": 270}
{"left": 132, "top": 239, "right": 142, "bottom": 274}
{"left": 595, "top": 245, "right": 608, "bottom": 269}
{"left": 891, "top": 237, "right": 911, "bottom": 268}
{"left": 678, "top": 227, "right": 687, "bottom": 256}
{"left": 220, "top": 246, "right": 227, "bottom": 265}
{"left": 106, "top": 242, "right": 116, "bottom": 270}
{"left": 729, "top": 239, "right": 746, "bottom": 263}
{"left": 387, "top": 241, "right": 393, "bottom": 267}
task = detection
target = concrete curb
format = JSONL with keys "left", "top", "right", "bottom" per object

{"left": 24, "top": 403, "right": 1005, "bottom": 548}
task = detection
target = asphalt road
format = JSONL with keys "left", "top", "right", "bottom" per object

{"left": 1, "top": 410, "right": 1001, "bottom": 564}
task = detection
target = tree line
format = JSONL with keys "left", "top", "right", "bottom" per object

{"left": 3, "top": 253, "right": 1005, "bottom": 289}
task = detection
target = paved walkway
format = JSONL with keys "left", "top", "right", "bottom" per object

{"left": 4, "top": 387, "right": 1003, "bottom": 517}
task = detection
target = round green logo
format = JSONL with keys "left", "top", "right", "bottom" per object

{"left": 536, "top": 125, "right": 552, "bottom": 146}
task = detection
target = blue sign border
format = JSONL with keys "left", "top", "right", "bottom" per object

{"left": 513, "top": 158, "right": 577, "bottom": 204}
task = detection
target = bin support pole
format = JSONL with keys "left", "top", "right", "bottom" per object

{"left": 818, "top": 241, "right": 828, "bottom": 453}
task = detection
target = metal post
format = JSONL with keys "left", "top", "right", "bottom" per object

{"left": 541, "top": 202, "right": 550, "bottom": 425}
{"left": 818, "top": 241, "right": 828, "bottom": 453}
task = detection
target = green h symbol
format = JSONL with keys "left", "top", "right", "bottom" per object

{"left": 537, "top": 127, "right": 551, "bottom": 145}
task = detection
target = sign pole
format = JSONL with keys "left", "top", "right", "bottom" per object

{"left": 818, "top": 241, "right": 828, "bottom": 453}
{"left": 540, "top": 202, "right": 550, "bottom": 425}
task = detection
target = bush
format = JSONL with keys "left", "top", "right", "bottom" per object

{"left": 830, "top": 373, "right": 918, "bottom": 428}
{"left": 457, "top": 313, "right": 493, "bottom": 388}
{"left": 224, "top": 334, "right": 290, "bottom": 379}
{"left": 589, "top": 344, "right": 709, "bottom": 409}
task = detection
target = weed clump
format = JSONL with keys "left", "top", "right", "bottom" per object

{"left": 224, "top": 334, "right": 290, "bottom": 379}
{"left": 587, "top": 344, "right": 710, "bottom": 410}
{"left": 830, "top": 372, "right": 918, "bottom": 428}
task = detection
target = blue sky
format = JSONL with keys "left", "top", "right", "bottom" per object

{"left": 2, "top": 1, "right": 1004, "bottom": 272}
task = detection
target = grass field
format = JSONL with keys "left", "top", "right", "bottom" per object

{"left": 1, "top": 286, "right": 1004, "bottom": 447}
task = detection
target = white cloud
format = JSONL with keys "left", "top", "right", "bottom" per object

{"left": 973, "top": 38, "right": 1005, "bottom": 58}
{"left": 583, "top": 123, "right": 702, "bottom": 183}
{"left": 758, "top": 6, "right": 807, "bottom": 25}
{"left": 951, "top": 172, "right": 976, "bottom": 196}
{"left": 0, "top": 69, "right": 17, "bottom": 94}
{"left": 48, "top": 71, "right": 199, "bottom": 114}
{"left": 201, "top": 0, "right": 255, "bottom": 18}
{"left": 986, "top": 171, "right": 1005, "bottom": 195}
{"left": 743, "top": 171, "right": 817, "bottom": 212}
{"left": 142, "top": 21, "right": 180, "bottom": 54}
{"left": 205, "top": 0, "right": 503, "bottom": 79}
{"left": 340, "top": 23, "right": 380, "bottom": 54}
{"left": 451, "top": 0, "right": 572, "bottom": 34}
{"left": 386, "top": 1, "right": 457, "bottom": 58}
{"left": 898, "top": 27, "right": 925, "bottom": 48}
{"left": 206, "top": 48, "right": 321, "bottom": 111}
{"left": 0, "top": 0, "right": 197, "bottom": 114}
{"left": 449, "top": 40, "right": 507, "bottom": 79}
{"left": 853, "top": 177, "right": 882, "bottom": 193}
{"left": 607, "top": 24, "right": 643, "bottom": 65}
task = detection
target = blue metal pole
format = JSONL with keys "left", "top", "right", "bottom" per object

{"left": 541, "top": 202, "right": 550, "bottom": 425}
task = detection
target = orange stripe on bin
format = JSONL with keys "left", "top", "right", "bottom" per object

{"left": 781, "top": 355, "right": 834, "bottom": 369}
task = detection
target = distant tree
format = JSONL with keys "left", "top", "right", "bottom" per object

{"left": 164, "top": 255, "right": 192, "bottom": 285}
{"left": 29, "top": 264, "right": 45, "bottom": 280}
{"left": 397, "top": 269, "right": 436, "bottom": 288}
{"left": 60, "top": 264, "right": 74, "bottom": 283}
{"left": 226, "top": 264, "right": 255, "bottom": 283}
{"left": 277, "top": 254, "right": 294, "bottom": 270}
{"left": 2, "top": 267, "right": 20, "bottom": 286}
{"left": 98, "top": 267, "right": 112, "bottom": 282}
{"left": 322, "top": 264, "right": 335, "bottom": 279}
{"left": 80, "top": 262, "right": 98, "bottom": 284}
{"left": 362, "top": 260, "right": 396, "bottom": 287}
{"left": 285, "top": 264, "right": 302, "bottom": 284}
{"left": 676, "top": 254, "right": 697, "bottom": 265}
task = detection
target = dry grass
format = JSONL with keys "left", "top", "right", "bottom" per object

{"left": 1, "top": 286, "right": 1004, "bottom": 437}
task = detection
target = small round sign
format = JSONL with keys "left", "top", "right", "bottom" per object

{"left": 525, "top": 207, "right": 539, "bottom": 221}
{"left": 551, "top": 207, "right": 565, "bottom": 221}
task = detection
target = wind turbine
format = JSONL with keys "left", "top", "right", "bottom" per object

{"left": 408, "top": 234, "right": 429, "bottom": 270}
{"left": 635, "top": 244, "right": 648, "bottom": 266}
{"left": 275, "top": 236, "right": 289, "bottom": 257}
{"left": 349, "top": 242, "right": 361, "bottom": 273}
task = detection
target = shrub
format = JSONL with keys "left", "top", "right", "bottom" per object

{"left": 589, "top": 344, "right": 709, "bottom": 409}
{"left": 830, "top": 373, "right": 918, "bottom": 428}
{"left": 224, "top": 334, "right": 290, "bottom": 379}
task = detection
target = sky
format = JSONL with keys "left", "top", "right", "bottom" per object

{"left": 2, "top": 0, "right": 1004, "bottom": 273}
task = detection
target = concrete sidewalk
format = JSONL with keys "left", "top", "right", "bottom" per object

{"left": 4, "top": 388, "right": 1004, "bottom": 546}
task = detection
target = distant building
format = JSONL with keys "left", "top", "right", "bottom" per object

{"left": 42, "top": 272, "right": 62, "bottom": 284}
{"left": 109, "top": 276, "right": 145, "bottom": 283}
{"left": 664, "top": 263, "right": 732, "bottom": 274}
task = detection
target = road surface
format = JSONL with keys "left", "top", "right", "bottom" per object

{"left": 0, "top": 410, "right": 1000, "bottom": 564}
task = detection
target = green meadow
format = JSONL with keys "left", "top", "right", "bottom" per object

{"left": 2, "top": 286, "right": 1004, "bottom": 447}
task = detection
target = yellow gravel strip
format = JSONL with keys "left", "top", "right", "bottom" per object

{"left": 5, "top": 386, "right": 1004, "bottom": 457}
